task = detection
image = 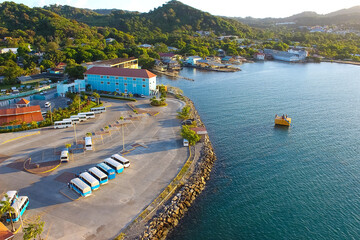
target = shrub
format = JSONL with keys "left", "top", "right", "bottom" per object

{"left": 181, "top": 125, "right": 200, "bottom": 146}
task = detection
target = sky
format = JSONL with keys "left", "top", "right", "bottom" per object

{"left": 4, "top": 0, "right": 360, "bottom": 18}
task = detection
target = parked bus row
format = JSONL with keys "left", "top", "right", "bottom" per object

{"left": 0, "top": 190, "right": 29, "bottom": 223}
{"left": 68, "top": 154, "right": 130, "bottom": 197}
{"left": 54, "top": 106, "right": 106, "bottom": 129}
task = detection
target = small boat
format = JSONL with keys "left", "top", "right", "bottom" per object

{"left": 275, "top": 114, "right": 291, "bottom": 126}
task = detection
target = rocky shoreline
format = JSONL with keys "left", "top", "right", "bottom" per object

{"left": 132, "top": 97, "right": 217, "bottom": 240}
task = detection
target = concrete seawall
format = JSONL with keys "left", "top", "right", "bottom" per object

{"left": 122, "top": 95, "right": 217, "bottom": 240}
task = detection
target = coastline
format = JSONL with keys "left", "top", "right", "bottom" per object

{"left": 120, "top": 95, "right": 216, "bottom": 240}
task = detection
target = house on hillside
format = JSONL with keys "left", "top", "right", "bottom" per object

{"left": 84, "top": 67, "right": 157, "bottom": 96}
{"left": 106, "top": 38, "right": 115, "bottom": 43}
{"left": 168, "top": 46, "right": 179, "bottom": 52}
{"left": 254, "top": 52, "right": 265, "bottom": 60}
{"left": 159, "top": 53, "right": 181, "bottom": 61}
{"left": 138, "top": 44, "right": 153, "bottom": 49}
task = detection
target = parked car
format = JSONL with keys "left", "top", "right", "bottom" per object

{"left": 91, "top": 97, "right": 96, "bottom": 101}
{"left": 181, "top": 119, "right": 194, "bottom": 126}
{"left": 140, "top": 94, "right": 145, "bottom": 98}
{"left": 133, "top": 93, "right": 140, "bottom": 98}
{"left": 44, "top": 102, "right": 51, "bottom": 108}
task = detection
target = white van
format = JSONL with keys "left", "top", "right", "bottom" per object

{"left": 60, "top": 149, "right": 69, "bottom": 162}
{"left": 75, "top": 114, "right": 87, "bottom": 122}
{"left": 45, "top": 102, "right": 51, "bottom": 108}
{"left": 84, "top": 137, "right": 93, "bottom": 151}
{"left": 111, "top": 154, "right": 130, "bottom": 168}
{"left": 183, "top": 139, "right": 189, "bottom": 147}
{"left": 78, "top": 112, "right": 95, "bottom": 119}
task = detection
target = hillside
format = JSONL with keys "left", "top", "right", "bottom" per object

{"left": 0, "top": 1, "right": 99, "bottom": 41}
{"left": 235, "top": 5, "right": 360, "bottom": 29}
{"left": 44, "top": 0, "right": 252, "bottom": 39}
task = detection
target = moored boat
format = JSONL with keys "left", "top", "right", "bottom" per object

{"left": 275, "top": 114, "right": 291, "bottom": 126}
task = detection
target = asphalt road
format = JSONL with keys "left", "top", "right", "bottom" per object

{"left": 0, "top": 97, "right": 187, "bottom": 240}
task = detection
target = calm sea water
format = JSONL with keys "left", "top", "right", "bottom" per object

{"left": 157, "top": 62, "right": 360, "bottom": 240}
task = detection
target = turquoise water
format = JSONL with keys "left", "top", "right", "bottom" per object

{"left": 158, "top": 62, "right": 360, "bottom": 240}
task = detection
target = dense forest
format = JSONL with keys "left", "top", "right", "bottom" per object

{"left": 0, "top": 0, "right": 359, "bottom": 85}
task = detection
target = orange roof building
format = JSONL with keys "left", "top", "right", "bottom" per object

{"left": 16, "top": 98, "right": 30, "bottom": 108}
{"left": 0, "top": 105, "right": 43, "bottom": 125}
{"left": 0, "top": 222, "right": 14, "bottom": 240}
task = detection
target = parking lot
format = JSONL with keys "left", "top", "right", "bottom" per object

{"left": 0, "top": 97, "right": 187, "bottom": 239}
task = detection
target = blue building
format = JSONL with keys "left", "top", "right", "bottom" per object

{"left": 57, "top": 79, "right": 86, "bottom": 97}
{"left": 84, "top": 67, "right": 156, "bottom": 96}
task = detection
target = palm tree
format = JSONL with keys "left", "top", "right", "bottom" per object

{"left": 92, "top": 92, "right": 100, "bottom": 105}
{"left": 23, "top": 216, "right": 44, "bottom": 240}
{"left": 0, "top": 194, "right": 16, "bottom": 232}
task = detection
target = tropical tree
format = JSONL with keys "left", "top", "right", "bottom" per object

{"left": 181, "top": 125, "right": 200, "bottom": 146}
{"left": 0, "top": 194, "right": 16, "bottom": 232}
{"left": 23, "top": 216, "right": 44, "bottom": 240}
{"left": 177, "top": 105, "right": 191, "bottom": 119}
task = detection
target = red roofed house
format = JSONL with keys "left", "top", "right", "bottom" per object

{"left": 0, "top": 222, "right": 14, "bottom": 240}
{"left": 16, "top": 98, "right": 30, "bottom": 108}
{"left": 0, "top": 105, "right": 44, "bottom": 126}
{"left": 84, "top": 67, "right": 157, "bottom": 96}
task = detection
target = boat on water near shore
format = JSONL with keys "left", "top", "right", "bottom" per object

{"left": 275, "top": 114, "right": 291, "bottom": 126}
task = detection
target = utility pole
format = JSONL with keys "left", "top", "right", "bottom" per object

{"left": 49, "top": 105, "right": 53, "bottom": 123}
{"left": 73, "top": 123, "right": 77, "bottom": 145}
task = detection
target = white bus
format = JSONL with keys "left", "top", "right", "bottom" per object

{"left": 68, "top": 178, "right": 92, "bottom": 197}
{"left": 88, "top": 167, "right": 108, "bottom": 185}
{"left": 6, "top": 196, "right": 29, "bottom": 223}
{"left": 63, "top": 118, "right": 79, "bottom": 125}
{"left": 84, "top": 137, "right": 93, "bottom": 151}
{"left": 78, "top": 112, "right": 95, "bottom": 119}
{"left": 90, "top": 107, "right": 106, "bottom": 114}
{"left": 75, "top": 114, "right": 87, "bottom": 122}
{"left": 79, "top": 172, "right": 100, "bottom": 191}
{"left": 1, "top": 191, "right": 18, "bottom": 206}
{"left": 104, "top": 158, "right": 124, "bottom": 174}
{"left": 111, "top": 154, "right": 130, "bottom": 168}
{"left": 54, "top": 120, "right": 73, "bottom": 129}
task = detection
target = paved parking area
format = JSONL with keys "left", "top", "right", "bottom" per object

{"left": 0, "top": 97, "right": 187, "bottom": 239}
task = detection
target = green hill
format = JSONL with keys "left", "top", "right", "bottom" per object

{"left": 44, "top": 0, "right": 252, "bottom": 38}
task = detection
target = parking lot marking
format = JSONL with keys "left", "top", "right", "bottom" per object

{"left": 1, "top": 131, "right": 40, "bottom": 145}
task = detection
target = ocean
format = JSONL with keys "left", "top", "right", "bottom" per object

{"left": 157, "top": 62, "right": 360, "bottom": 240}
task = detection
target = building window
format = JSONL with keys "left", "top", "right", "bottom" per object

{"left": 84, "top": 74, "right": 87, "bottom": 77}
{"left": 101, "top": 76, "right": 103, "bottom": 78}
{"left": 124, "top": 77, "right": 127, "bottom": 80}
{"left": 133, "top": 78, "right": 136, "bottom": 80}
{"left": 142, "top": 79, "right": 146, "bottom": 81}
{"left": 107, "top": 82, "right": 110, "bottom": 85}
{"left": 115, "top": 77, "right": 118, "bottom": 79}
{"left": 143, "top": 85, "right": 146, "bottom": 87}
{"left": 116, "top": 89, "right": 119, "bottom": 91}
{"left": 124, "top": 83, "right": 127, "bottom": 86}
{"left": 115, "top": 83, "right": 119, "bottom": 85}
{"left": 101, "top": 81, "right": 104, "bottom": 84}
{"left": 107, "top": 76, "right": 109, "bottom": 79}
{"left": 133, "top": 84, "right": 136, "bottom": 87}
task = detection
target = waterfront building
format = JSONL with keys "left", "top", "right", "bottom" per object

{"left": 84, "top": 67, "right": 156, "bottom": 96}
{"left": 159, "top": 53, "right": 180, "bottom": 61}
{"left": 82, "top": 58, "right": 138, "bottom": 70}
{"left": 185, "top": 56, "right": 202, "bottom": 66}
{"left": 138, "top": 44, "right": 153, "bottom": 49}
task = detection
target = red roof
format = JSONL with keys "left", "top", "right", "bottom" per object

{"left": 16, "top": 98, "right": 30, "bottom": 105}
{"left": 0, "top": 222, "right": 14, "bottom": 240}
{"left": 190, "top": 127, "right": 208, "bottom": 135}
{"left": 0, "top": 105, "right": 43, "bottom": 125}
{"left": 85, "top": 67, "right": 156, "bottom": 79}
